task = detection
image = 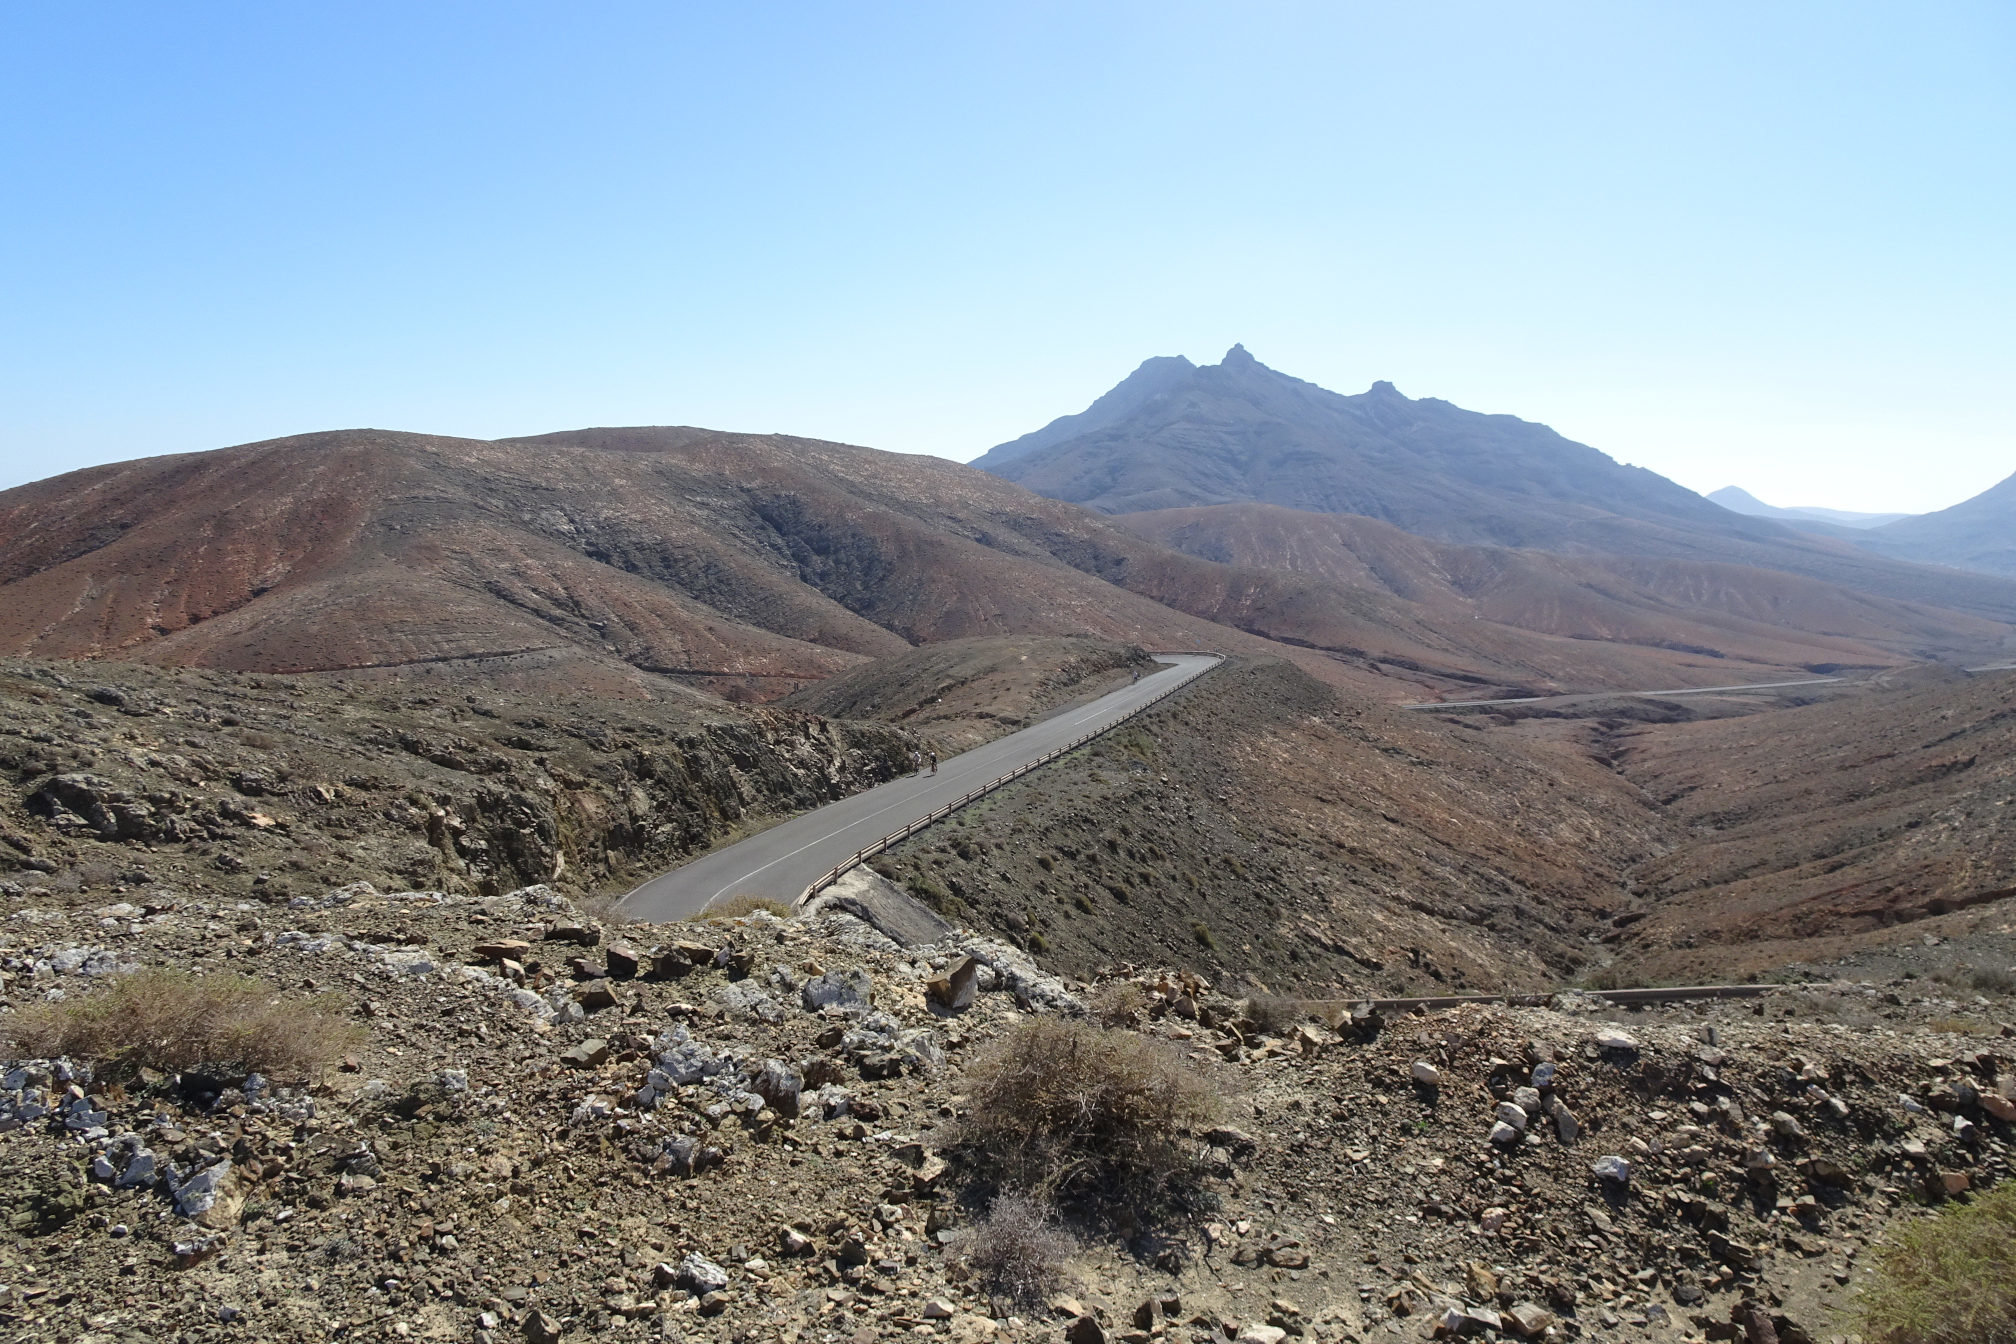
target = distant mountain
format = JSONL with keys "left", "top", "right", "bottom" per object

{"left": 976, "top": 345, "right": 2016, "bottom": 623}
{"left": 1707, "top": 486, "right": 1912, "bottom": 529}
{"left": 984, "top": 355, "right": 1198, "bottom": 466}
{"left": 1854, "top": 469, "right": 2016, "bottom": 579}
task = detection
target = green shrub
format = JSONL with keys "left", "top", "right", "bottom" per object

{"left": 1, "top": 968, "right": 364, "bottom": 1081}
{"left": 1849, "top": 1182, "right": 2016, "bottom": 1344}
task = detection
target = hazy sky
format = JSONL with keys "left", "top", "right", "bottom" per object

{"left": 3, "top": 3, "right": 2010, "bottom": 513}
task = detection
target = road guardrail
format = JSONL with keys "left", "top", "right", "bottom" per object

{"left": 794, "top": 651, "right": 1224, "bottom": 908}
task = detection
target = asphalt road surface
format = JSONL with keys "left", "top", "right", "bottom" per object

{"left": 617, "top": 653, "right": 1221, "bottom": 921}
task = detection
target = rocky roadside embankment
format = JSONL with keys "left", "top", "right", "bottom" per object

{"left": 0, "top": 658, "right": 921, "bottom": 907}
{"left": 0, "top": 869, "right": 2010, "bottom": 1344}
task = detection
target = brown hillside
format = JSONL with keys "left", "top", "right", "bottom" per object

{"left": 870, "top": 657, "right": 1663, "bottom": 993}
{"left": 0, "top": 429, "right": 1318, "bottom": 697}
{"left": 1589, "top": 666, "right": 2016, "bottom": 980}
{"left": 1118, "top": 501, "right": 2016, "bottom": 674}
{"left": 8, "top": 425, "right": 2006, "bottom": 711}
{"left": 778, "top": 635, "right": 1153, "bottom": 751}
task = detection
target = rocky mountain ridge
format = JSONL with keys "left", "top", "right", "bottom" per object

{"left": 976, "top": 347, "right": 2016, "bottom": 625}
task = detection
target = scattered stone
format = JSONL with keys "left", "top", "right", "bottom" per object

{"left": 560, "top": 1039, "right": 610, "bottom": 1069}
{"left": 926, "top": 956, "right": 980, "bottom": 1011}
{"left": 1411, "top": 1061, "right": 1443, "bottom": 1086}
{"left": 1064, "top": 1314, "right": 1107, "bottom": 1344}
{"left": 1591, "top": 1154, "right": 1631, "bottom": 1185}
{"left": 675, "top": 1251, "right": 730, "bottom": 1295}
{"left": 752, "top": 1059, "right": 803, "bottom": 1118}
{"left": 802, "top": 967, "right": 874, "bottom": 1012}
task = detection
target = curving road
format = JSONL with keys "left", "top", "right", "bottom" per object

{"left": 617, "top": 653, "right": 1221, "bottom": 921}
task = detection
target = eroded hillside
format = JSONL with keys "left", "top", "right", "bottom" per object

{"left": 867, "top": 659, "right": 1663, "bottom": 995}
{"left": 1602, "top": 666, "right": 2016, "bottom": 983}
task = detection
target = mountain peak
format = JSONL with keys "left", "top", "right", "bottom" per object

{"left": 1367, "top": 379, "right": 1402, "bottom": 398}
{"left": 1221, "top": 343, "right": 1258, "bottom": 368}
{"left": 972, "top": 353, "right": 1199, "bottom": 470}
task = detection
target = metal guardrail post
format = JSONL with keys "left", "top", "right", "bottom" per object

{"left": 795, "top": 652, "right": 1223, "bottom": 906}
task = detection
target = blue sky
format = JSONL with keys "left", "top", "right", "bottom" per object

{"left": 3, "top": 2, "right": 2010, "bottom": 512}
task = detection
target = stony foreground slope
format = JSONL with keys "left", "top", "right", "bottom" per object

{"left": 0, "top": 876, "right": 2010, "bottom": 1344}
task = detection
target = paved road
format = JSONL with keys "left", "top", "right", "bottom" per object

{"left": 1401, "top": 676, "right": 1843, "bottom": 712}
{"left": 617, "top": 653, "right": 1221, "bottom": 921}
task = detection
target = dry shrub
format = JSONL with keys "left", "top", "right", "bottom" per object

{"left": 693, "top": 893, "right": 792, "bottom": 922}
{"left": 1092, "top": 981, "right": 1148, "bottom": 1028}
{"left": 1243, "top": 993, "right": 1310, "bottom": 1035}
{"left": 964, "top": 1192, "right": 1075, "bottom": 1306}
{"left": 1, "top": 969, "right": 364, "bottom": 1081}
{"left": 1970, "top": 966, "right": 2016, "bottom": 998}
{"left": 1850, "top": 1181, "right": 2016, "bottom": 1344}
{"left": 957, "top": 1015, "right": 1226, "bottom": 1213}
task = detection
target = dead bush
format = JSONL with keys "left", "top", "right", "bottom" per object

{"left": 1243, "top": 993, "right": 1311, "bottom": 1035}
{"left": 963, "top": 1192, "right": 1075, "bottom": 1306}
{"left": 956, "top": 1015, "right": 1226, "bottom": 1214}
{"left": 692, "top": 893, "right": 792, "bottom": 921}
{"left": 0, "top": 968, "right": 365, "bottom": 1081}
{"left": 1092, "top": 981, "right": 1148, "bottom": 1028}
{"left": 1970, "top": 965, "right": 2016, "bottom": 998}
{"left": 1849, "top": 1181, "right": 2016, "bottom": 1344}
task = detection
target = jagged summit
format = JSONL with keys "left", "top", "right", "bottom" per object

{"left": 971, "top": 349, "right": 2016, "bottom": 619}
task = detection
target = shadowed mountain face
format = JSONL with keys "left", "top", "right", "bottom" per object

{"left": 1854, "top": 469, "right": 2016, "bottom": 580}
{"left": 976, "top": 346, "right": 2016, "bottom": 622}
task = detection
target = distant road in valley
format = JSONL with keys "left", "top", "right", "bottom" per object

{"left": 618, "top": 653, "right": 1221, "bottom": 922}
{"left": 1401, "top": 676, "right": 1843, "bottom": 712}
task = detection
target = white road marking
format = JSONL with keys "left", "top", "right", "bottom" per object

{"left": 626, "top": 653, "right": 1220, "bottom": 915}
